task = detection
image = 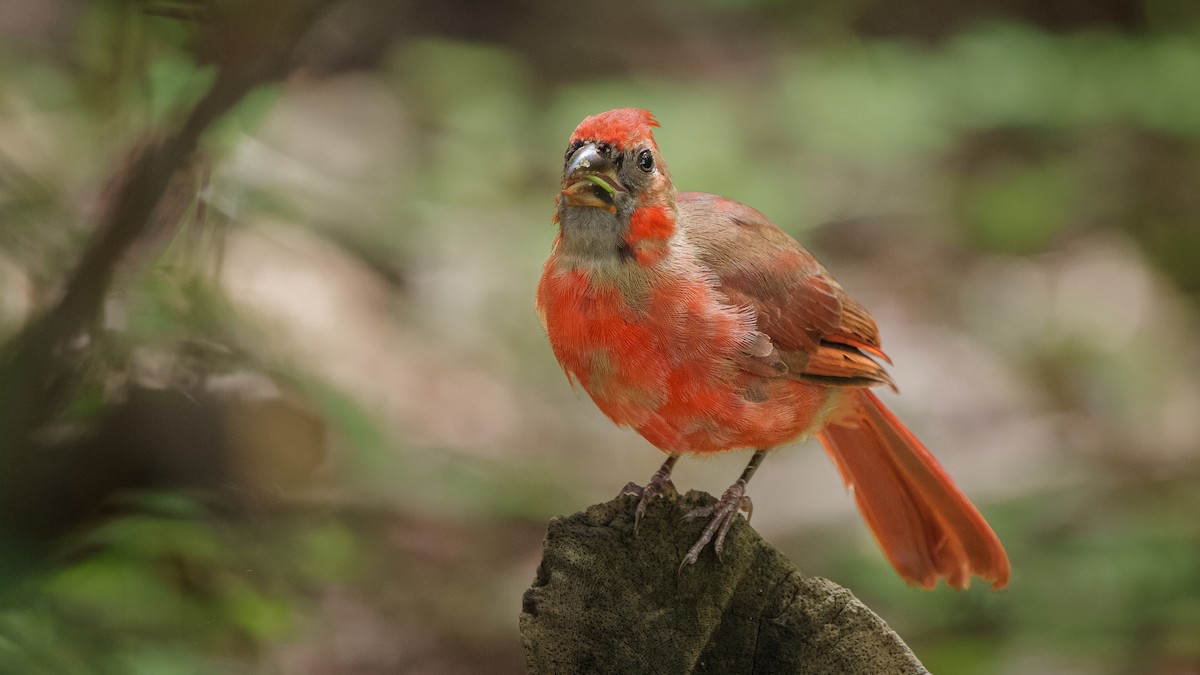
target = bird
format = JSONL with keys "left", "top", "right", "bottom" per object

{"left": 535, "top": 108, "right": 1010, "bottom": 590}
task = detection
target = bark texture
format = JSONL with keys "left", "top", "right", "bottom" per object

{"left": 520, "top": 490, "right": 929, "bottom": 675}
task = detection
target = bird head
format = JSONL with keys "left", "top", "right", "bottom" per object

{"left": 555, "top": 109, "right": 677, "bottom": 264}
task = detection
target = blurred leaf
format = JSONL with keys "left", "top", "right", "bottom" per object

{"left": 961, "top": 162, "right": 1070, "bottom": 253}
{"left": 295, "top": 523, "right": 361, "bottom": 583}
{"left": 388, "top": 39, "right": 534, "bottom": 208}
{"left": 142, "top": 53, "right": 215, "bottom": 126}
{"left": 224, "top": 581, "right": 295, "bottom": 641}
{"left": 119, "top": 644, "right": 216, "bottom": 675}
{"left": 46, "top": 552, "right": 189, "bottom": 630}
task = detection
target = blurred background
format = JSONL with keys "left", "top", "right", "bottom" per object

{"left": 1, "top": 0, "right": 1198, "bottom": 673}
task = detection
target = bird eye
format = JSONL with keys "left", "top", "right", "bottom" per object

{"left": 637, "top": 149, "right": 654, "bottom": 172}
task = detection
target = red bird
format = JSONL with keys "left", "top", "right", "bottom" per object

{"left": 536, "top": 108, "right": 1010, "bottom": 590}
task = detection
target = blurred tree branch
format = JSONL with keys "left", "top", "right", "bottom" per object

{"left": 0, "top": 1, "right": 339, "bottom": 563}
{"left": 521, "top": 492, "right": 929, "bottom": 675}
{"left": 0, "top": 0, "right": 334, "bottom": 445}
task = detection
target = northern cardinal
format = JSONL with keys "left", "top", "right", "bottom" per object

{"left": 536, "top": 108, "right": 1010, "bottom": 590}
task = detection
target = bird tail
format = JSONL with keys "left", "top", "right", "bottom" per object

{"left": 817, "top": 389, "right": 1010, "bottom": 590}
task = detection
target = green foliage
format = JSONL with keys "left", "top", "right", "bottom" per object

{"left": 388, "top": 40, "right": 535, "bottom": 208}
{"left": 961, "top": 161, "right": 1072, "bottom": 253}
{"left": 0, "top": 494, "right": 365, "bottom": 674}
{"left": 805, "top": 482, "right": 1200, "bottom": 674}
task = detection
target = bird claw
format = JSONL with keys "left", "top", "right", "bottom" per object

{"left": 620, "top": 471, "right": 679, "bottom": 534}
{"left": 679, "top": 481, "right": 753, "bottom": 569}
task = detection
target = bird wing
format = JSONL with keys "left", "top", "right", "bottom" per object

{"left": 678, "top": 192, "right": 893, "bottom": 389}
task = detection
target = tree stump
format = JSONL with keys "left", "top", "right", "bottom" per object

{"left": 520, "top": 490, "right": 929, "bottom": 674}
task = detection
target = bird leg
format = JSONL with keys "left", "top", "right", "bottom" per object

{"left": 619, "top": 453, "right": 680, "bottom": 532}
{"left": 680, "top": 450, "right": 766, "bottom": 568}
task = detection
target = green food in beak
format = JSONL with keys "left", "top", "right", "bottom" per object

{"left": 584, "top": 174, "right": 618, "bottom": 194}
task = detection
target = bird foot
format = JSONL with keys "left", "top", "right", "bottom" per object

{"left": 680, "top": 481, "right": 753, "bottom": 568}
{"left": 618, "top": 471, "right": 678, "bottom": 533}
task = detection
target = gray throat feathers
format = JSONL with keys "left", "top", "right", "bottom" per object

{"left": 556, "top": 206, "right": 633, "bottom": 266}
{"left": 556, "top": 206, "right": 675, "bottom": 305}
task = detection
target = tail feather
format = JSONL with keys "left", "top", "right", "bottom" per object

{"left": 817, "top": 390, "right": 1010, "bottom": 590}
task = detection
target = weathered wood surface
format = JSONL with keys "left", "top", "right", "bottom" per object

{"left": 520, "top": 491, "right": 929, "bottom": 675}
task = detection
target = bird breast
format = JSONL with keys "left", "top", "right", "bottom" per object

{"left": 537, "top": 253, "right": 834, "bottom": 454}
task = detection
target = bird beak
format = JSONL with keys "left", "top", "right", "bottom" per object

{"left": 561, "top": 142, "right": 624, "bottom": 211}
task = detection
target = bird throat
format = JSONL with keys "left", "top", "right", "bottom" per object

{"left": 556, "top": 204, "right": 636, "bottom": 266}
{"left": 554, "top": 203, "right": 676, "bottom": 306}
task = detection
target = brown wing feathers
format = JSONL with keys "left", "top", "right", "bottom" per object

{"left": 680, "top": 191, "right": 892, "bottom": 389}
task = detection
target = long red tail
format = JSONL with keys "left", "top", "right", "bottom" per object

{"left": 817, "top": 389, "right": 1010, "bottom": 590}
